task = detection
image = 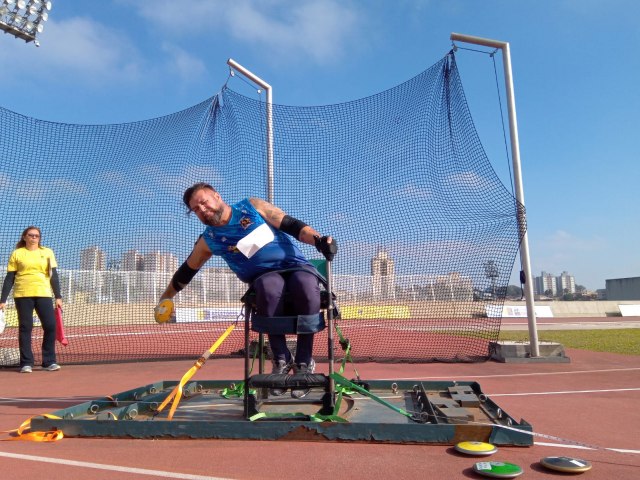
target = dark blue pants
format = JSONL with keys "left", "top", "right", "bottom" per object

{"left": 15, "top": 297, "right": 57, "bottom": 368}
{"left": 253, "top": 269, "right": 320, "bottom": 365}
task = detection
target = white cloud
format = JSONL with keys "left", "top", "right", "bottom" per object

{"left": 50, "top": 178, "right": 89, "bottom": 196}
{"left": 128, "top": 0, "right": 360, "bottom": 64}
{"left": 0, "top": 1, "right": 362, "bottom": 89}
{"left": 0, "top": 17, "right": 206, "bottom": 88}
{"left": 0, "top": 174, "right": 88, "bottom": 201}
{"left": 97, "top": 164, "right": 223, "bottom": 200}
{"left": 170, "top": 165, "right": 224, "bottom": 192}
{"left": 448, "top": 171, "right": 494, "bottom": 190}
{"left": 0, "top": 17, "right": 142, "bottom": 84}
{"left": 393, "top": 182, "right": 433, "bottom": 200}
{"left": 161, "top": 43, "right": 207, "bottom": 83}
{"left": 544, "top": 230, "right": 604, "bottom": 253}
{"left": 45, "top": 18, "right": 141, "bottom": 80}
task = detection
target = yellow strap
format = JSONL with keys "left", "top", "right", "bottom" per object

{"left": 157, "top": 324, "right": 235, "bottom": 420}
{"left": 1, "top": 414, "right": 64, "bottom": 442}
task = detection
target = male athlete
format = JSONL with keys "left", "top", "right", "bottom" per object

{"left": 156, "top": 182, "right": 337, "bottom": 398}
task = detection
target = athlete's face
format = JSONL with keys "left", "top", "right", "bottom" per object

{"left": 189, "top": 188, "right": 228, "bottom": 226}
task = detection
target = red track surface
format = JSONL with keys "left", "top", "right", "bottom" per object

{"left": 0, "top": 318, "right": 499, "bottom": 364}
{"left": 1, "top": 347, "right": 639, "bottom": 479}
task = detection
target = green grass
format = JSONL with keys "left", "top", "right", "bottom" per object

{"left": 498, "top": 329, "right": 640, "bottom": 356}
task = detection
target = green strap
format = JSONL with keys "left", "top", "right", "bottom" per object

{"left": 249, "top": 411, "right": 348, "bottom": 422}
{"left": 335, "top": 324, "right": 361, "bottom": 380}
{"left": 220, "top": 340, "right": 260, "bottom": 398}
{"left": 310, "top": 413, "right": 348, "bottom": 423}
{"left": 249, "top": 411, "right": 307, "bottom": 421}
{"left": 334, "top": 325, "right": 359, "bottom": 395}
{"left": 219, "top": 381, "right": 256, "bottom": 398}
{"left": 334, "top": 390, "right": 343, "bottom": 413}
{"left": 335, "top": 383, "right": 357, "bottom": 396}
{"left": 330, "top": 372, "right": 413, "bottom": 419}
{"left": 248, "top": 382, "right": 348, "bottom": 422}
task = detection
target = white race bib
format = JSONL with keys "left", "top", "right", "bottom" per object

{"left": 236, "top": 223, "right": 275, "bottom": 259}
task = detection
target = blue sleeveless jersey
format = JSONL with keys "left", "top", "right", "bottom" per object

{"left": 202, "top": 199, "right": 311, "bottom": 283}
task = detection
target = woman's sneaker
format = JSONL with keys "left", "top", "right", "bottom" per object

{"left": 44, "top": 363, "right": 61, "bottom": 371}
{"left": 20, "top": 365, "right": 32, "bottom": 373}
{"left": 291, "top": 359, "right": 315, "bottom": 399}
{"left": 269, "top": 359, "right": 293, "bottom": 396}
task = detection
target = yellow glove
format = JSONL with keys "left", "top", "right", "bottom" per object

{"left": 154, "top": 298, "right": 175, "bottom": 324}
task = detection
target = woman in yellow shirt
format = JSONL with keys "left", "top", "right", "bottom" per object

{"left": 0, "top": 226, "right": 63, "bottom": 373}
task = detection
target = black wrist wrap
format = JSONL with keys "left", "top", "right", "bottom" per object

{"left": 280, "top": 215, "right": 308, "bottom": 239}
{"left": 171, "top": 262, "right": 200, "bottom": 292}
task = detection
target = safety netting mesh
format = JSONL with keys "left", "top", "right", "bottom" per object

{"left": 0, "top": 52, "right": 523, "bottom": 365}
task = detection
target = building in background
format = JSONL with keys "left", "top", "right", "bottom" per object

{"left": 80, "top": 246, "right": 106, "bottom": 271}
{"left": 371, "top": 249, "right": 396, "bottom": 300}
{"left": 117, "top": 250, "right": 177, "bottom": 302}
{"left": 434, "top": 272, "right": 473, "bottom": 301}
{"left": 121, "top": 250, "right": 144, "bottom": 271}
{"left": 534, "top": 271, "right": 557, "bottom": 296}
{"left": 605, "top": 277, "right": 640, "bottom": 300}
{"left": 556, "top": 271, "right": 576, "bottom": 295}
{"left": 78, "top": 246, "right": 106, "bottom": 298}
{"left": 143, "top": 251, "right": 178, "bottom": 272}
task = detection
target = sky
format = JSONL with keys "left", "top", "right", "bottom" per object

{"left": 0, "top": 0, "right": 638, "bottom": 290}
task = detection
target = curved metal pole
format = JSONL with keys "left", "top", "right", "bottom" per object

{"left": 227, "top": 59, "right": 275, "bottom": 379}
{"left": 450, "top": 32, "right": 540, "bottom": 357}
{"left": 227, "top": 59, "right": 274, "bottom": 204}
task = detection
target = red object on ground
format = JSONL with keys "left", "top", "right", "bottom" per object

{"left": 55, "top": 306, "right": 68, "bottom": 346}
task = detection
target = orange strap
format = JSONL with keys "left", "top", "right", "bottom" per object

{"left": 1, "top": 414, "right": 64, "bottom": 442}
{"left": 157, "top": 324, "right": 235, "bottom": 420}
{"left": 2, "top": 325, "right": 235, "bottom": 439}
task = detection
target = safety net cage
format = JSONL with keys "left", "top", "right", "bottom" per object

{"left": 0, "top": 51, "right": 523, "bottom": 365}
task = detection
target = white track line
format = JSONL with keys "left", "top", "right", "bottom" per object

{"left": 534, "top": 441, "right": 640, "bottom": 454}
{"left": 382, "top": 366, "right": 640, "bottom": 381}
{"left": 490, "top": 387, "right": 640, "bottom": 396}
{"left": 0, "top": 396, "right": 97, "bottom": 403}
{"left": 0, "top": 451, "right": 232, "bottom": 480}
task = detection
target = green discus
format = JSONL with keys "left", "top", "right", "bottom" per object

{"left": 473, "top": 461, "right": 523, "bottom": 478}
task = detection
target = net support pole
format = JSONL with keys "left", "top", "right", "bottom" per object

{"left": 226, "top": 59, "right": 275, "bottom": 204}
{"left": 227, "top": 59, "right": 274, "bottom": 376}
{"left": 450, "top": 32, "right": 540, "bottom": 357}
{"left": 325, "top": 258, "right": 336, "bottom": 405}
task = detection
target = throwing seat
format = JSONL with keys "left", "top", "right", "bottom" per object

{"left": 240, "top": 262, "right": 338, "bottom": 420}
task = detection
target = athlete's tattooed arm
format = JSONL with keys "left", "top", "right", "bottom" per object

{"left": 249, "top": 197, "right": 322, "bottom": 247}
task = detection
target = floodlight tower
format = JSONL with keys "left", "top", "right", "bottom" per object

{"left": 0, "top": 0, "right": 52, "bottom": 47}
{"left": 483, "top": 260, "right": 499, "bottom": 297}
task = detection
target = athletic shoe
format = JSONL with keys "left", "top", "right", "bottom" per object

{"left": 291, "top": 359, "right": 316, "bottom": 399}
{"left": 20, "top": 365, "right": 32, "bottom": 373}
{"left": 44, "top": 363, "right": 61, "bottom": 372}
{"left": 269, "top": 359, "right": 293, "bottom": 396}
